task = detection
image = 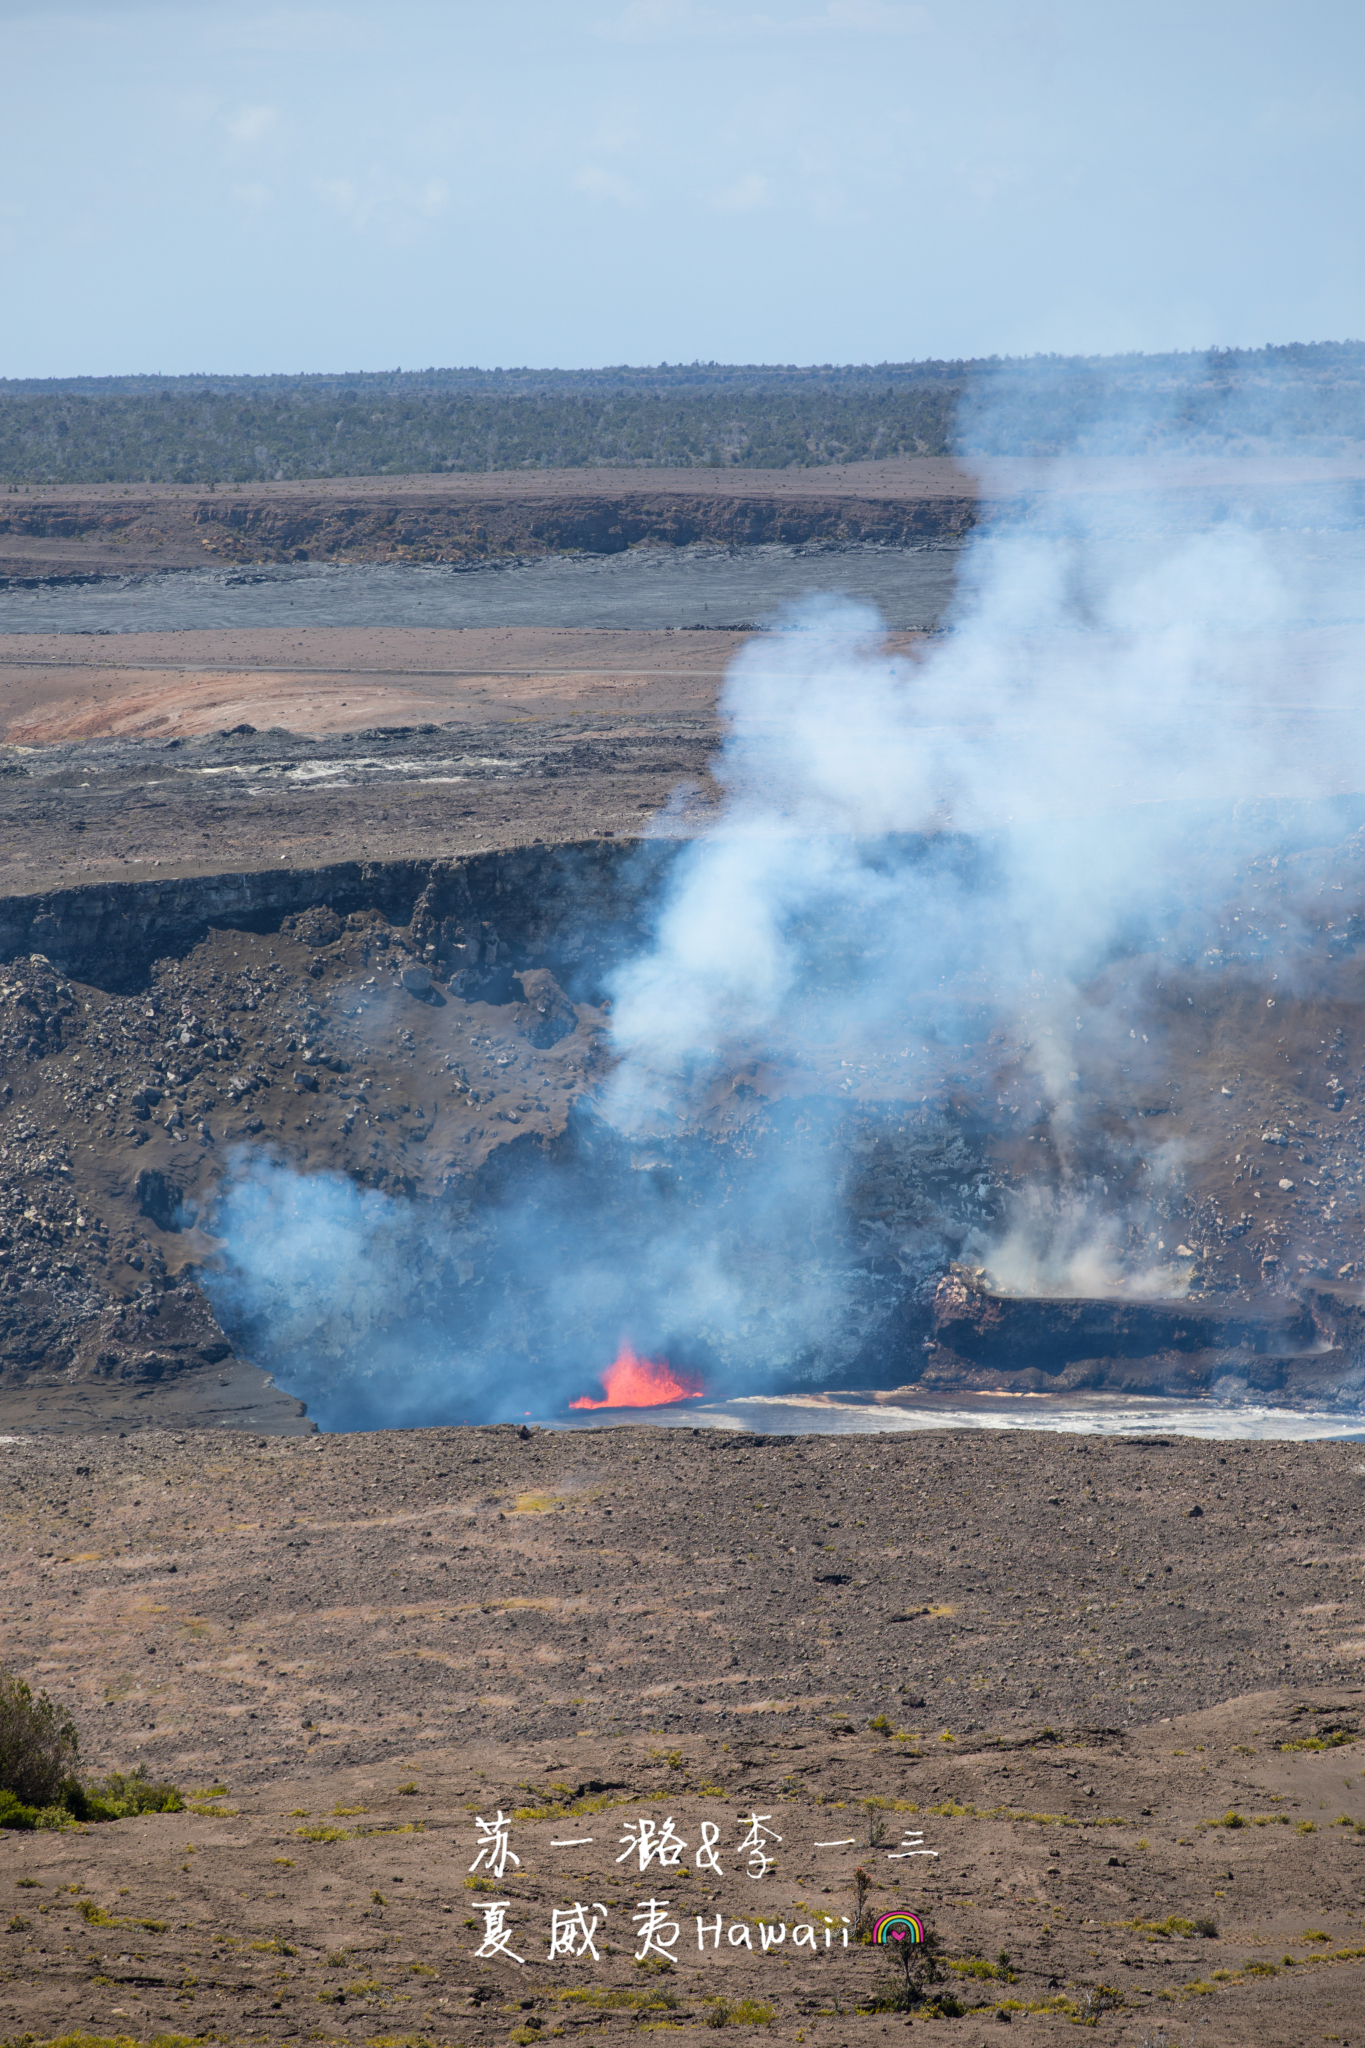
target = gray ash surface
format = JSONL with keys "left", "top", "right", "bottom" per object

{"left": 0, "top": 715, "right": 722, "bottom": 895}
{"left": 0, "top": 541, "right": 964, "bottom": 635}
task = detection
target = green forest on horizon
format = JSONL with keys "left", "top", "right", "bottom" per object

{"left": 2, "top": 343, "right": 1363, "bottom": 486}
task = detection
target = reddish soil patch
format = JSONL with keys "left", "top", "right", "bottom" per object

{"left": 0, "top": 627, "right": 754, "bottom": 745}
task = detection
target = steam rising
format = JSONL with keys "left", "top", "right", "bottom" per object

{"left": 206, "top": 360, "right": 1365, "bottom": 1425}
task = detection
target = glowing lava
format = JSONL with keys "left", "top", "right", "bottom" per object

{"left": 569, "top": 1344, "right": 703, "bottom": 1410}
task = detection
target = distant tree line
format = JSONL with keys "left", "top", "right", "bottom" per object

{"left": 1, "top": 344, "right": 1362, "bottom": 485}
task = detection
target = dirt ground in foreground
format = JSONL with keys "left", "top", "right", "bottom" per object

{"left": 1, "top": 1424, "right": 1364, "bottom": 2046}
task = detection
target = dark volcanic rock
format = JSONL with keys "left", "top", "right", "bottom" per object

{"left": 933, "top": 1264, "right": 1315, "bottom": 1367}
{"left": 926, "top": 1265, "right": 1357, "bottom": 1400}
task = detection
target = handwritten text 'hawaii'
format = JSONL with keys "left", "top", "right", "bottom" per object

{"left": 468, "top": 1809, "right": 938, "bottom": 1965}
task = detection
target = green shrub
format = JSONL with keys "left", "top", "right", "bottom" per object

{"left": 704, "top": 1998, "right": 775, "bottom": 2027}
{"left": 0, "top": 1670, "right": 79, "bottom": 1807}
{"left": 948, "top": 1953, "right": 1018, "bottom": 1981}
{"left": 0, "top": 1789, "right": 38, "bottom": 1830}
{"left": 561, "top": 1989, "right": 676, "bottom": 2011}
{"left": 1075, "top": 1985, "right": 1125, "bottom": 2024}
{"left": 861, "top": 1982, "right": 916, "bottom": 2014}
{"left": 77, "top": 1769, "right": 184, "bottom": 1821}
{"left": 0, "top": 1674, "right": 183, "bottom": 1831}
{"left": 0, "top": 2036, "right": 201, "bottom": 2048}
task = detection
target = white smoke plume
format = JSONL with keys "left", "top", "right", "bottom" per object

{"left": 208, "top": 357, "right": 1365, "bottom": 1420}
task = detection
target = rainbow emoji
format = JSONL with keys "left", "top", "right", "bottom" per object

{"left": 872, "top": 1911, "right": 927, "bottom": 1946}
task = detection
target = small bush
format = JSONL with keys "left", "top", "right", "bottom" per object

{"left": 948, "top": 1953, "right": 1018, "bottom": 1981}
{"left": 0, "top": 1675, "right": 183, "bottom": 1831}
{"left": 561, "top": 1989, "right": 676, "bottom": 2011}
{"left": 861, "top": 1981, "right": 916, "bottom": 2014}
{"left": 22, "top": 2037, "right": 200, "bottom": 2048}
{"left": 0, "top": 1669, "right": 79, "bottom": 1807}
{"left": 0, "top": 1790, "right": 37, "bottom": 1831}
{"left": 76, "top": 1769, "right": 184, "bottom": 1822}
{"left": 705, "top": 1998, "right": 775, "bottom": 2027}
{"left": 1075, "top": 1984, "right": 1124, "bottom": 2025}
{"left": 1125, "top": 1914, "right": 1200, "bottom": 1940}
{"left": 865, "top": 1915, "right": 943, "bottom": 2011}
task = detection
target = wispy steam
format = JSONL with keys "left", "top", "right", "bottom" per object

{"left": 206, "top": 356, "right": 1365, "bottom": 1421}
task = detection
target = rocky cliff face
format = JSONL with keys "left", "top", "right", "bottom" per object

{"left": 187, "top": 488, "right": 976, "bottom": 565}
{"left": 0, "top": 846, "right": 693, "bottom": 1430}
{"left": 0, "top": 846, "right": 974, "bottom": 1430}
{"left": 0, "top": 482, "right": 976, "bottom": 580}
{"left": 0, "top": 840, "right": 671, "bottom": 993}
{"left": 925, "top": 1262, "right": 1365, "bottom": 1403}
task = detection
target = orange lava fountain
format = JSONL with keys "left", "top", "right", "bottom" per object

{"left": 569, "top": 1344, "right": 704, "bottom": 1410}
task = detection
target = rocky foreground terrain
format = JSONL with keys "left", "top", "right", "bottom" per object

{"left": 1, "top": 1423, "right": 1364, "bottom": 2046}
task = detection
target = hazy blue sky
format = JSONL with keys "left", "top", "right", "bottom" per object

{"left": 2, "top": 0, "right": 1362, "bottom": 378}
